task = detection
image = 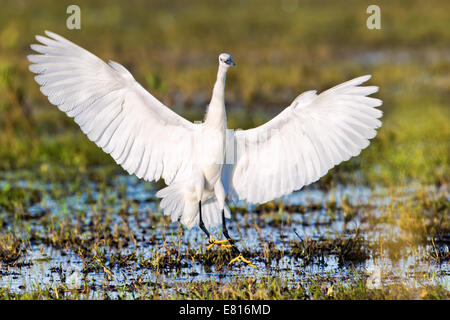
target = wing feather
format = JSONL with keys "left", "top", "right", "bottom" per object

{"left": 223, "top": 75, "right": 382, "bottom": 204}
{"left": 28, "top": 31, "right": 197, "bottom": 184}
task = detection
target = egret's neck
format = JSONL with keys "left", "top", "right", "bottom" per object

{"left": 205, "top": 65, "right": 228, "bottom": 128}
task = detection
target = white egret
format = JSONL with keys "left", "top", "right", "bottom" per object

{"left": 28, "top": 31, "right": 382, "bottom": 267}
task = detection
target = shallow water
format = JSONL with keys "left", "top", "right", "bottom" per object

{"left": 0, "top": 174, "right": 448, "bottom": 299}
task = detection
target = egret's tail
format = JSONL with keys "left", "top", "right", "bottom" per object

{"left": 156, "top": 183, "right": 231, "bottom": 230}
{"left": 156, "top": 183, "right": 187, "bottom": 225}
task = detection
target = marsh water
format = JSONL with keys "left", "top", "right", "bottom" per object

{"left": 0, "top": 172, "right": 448, "bottom": 299}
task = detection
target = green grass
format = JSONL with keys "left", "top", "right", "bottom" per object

{"left": 1, "top": 274, "right": 449, "bottom": 300}
{"left": 1, "top": 0, "right": 448, "bottom": 186}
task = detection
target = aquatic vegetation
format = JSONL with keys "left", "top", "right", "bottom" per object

{"left": 0, "top": 185, "right": 41, "bottom": 213}
{"left": 0, "top": 176, "right": 447, "bottom": 299}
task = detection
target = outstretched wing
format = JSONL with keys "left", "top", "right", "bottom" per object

{"left": 28, "top": 31, "right": 198, "bottom": 184}
{"left": 223, "top": 75, "right": 382, "bottom": 204}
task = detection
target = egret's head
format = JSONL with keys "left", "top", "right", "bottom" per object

{"left": 219, "top": 53, "right": 236, "bottom": 67}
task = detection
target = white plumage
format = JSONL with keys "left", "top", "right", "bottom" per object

{"left": 28, "top": 31, "right": 382, "bottom": 232}
{"left": 223, "top": 75, "right": 382, "bottom": 204}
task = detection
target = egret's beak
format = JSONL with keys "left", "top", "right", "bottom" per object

{"left": 227, "top": 58, "right": 236, "bottom": 66}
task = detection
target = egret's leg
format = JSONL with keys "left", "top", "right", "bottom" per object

{"left": 222, "top": 210, "right": 257, "bottom": 268}
{"left": 198, "top": 201, "right": 210, "bottom": 238}
{"left": 198, "top": 201, "right": 230, "bottom": 250}
{"left": 222, "top": 210, "right": 238, "bottom": 246}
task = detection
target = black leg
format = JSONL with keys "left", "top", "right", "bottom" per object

{"left": 221, "top": 209, "right": 233, "bottom": 241}
{"left": 198, "top": 201, "right": 210, "bottom": 238}
{"left": 222, "top": 209, "right": 240, "bottom": 254}
{"left": 221, "top": 210, "right": 256, "bottom": 267}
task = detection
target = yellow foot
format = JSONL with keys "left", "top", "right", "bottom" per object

{"left": 229, "top": 254, "right": 257, "bottom": 268}
{"left": 207, "top": 236, "right": 234, "bottom": 251}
